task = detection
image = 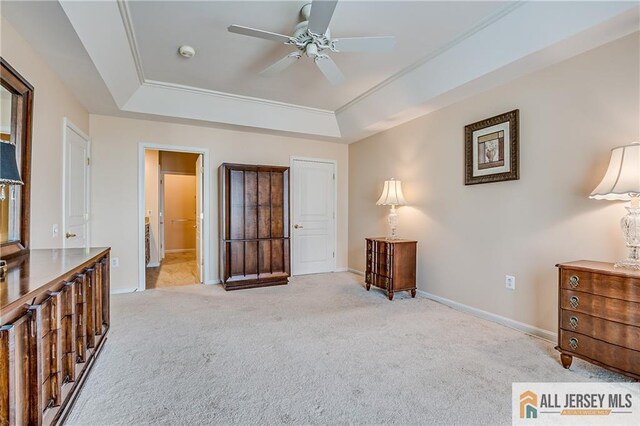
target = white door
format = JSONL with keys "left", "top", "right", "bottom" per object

{"left": 291, "top": 159, "right": 336, "bottom": 275}
{"left": 195, "top": 155, "right": 204, "bottom": 283}
{"left": 63, "top": 121, "right": 90, "bottom": 248}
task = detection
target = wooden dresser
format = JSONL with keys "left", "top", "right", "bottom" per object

{"left": 556, "top": 261, "right": 640, "bottom": 379}
{"left": 219, "top": 163, "right": 290, "bottom": 290}
{"left": 0, "top": 248, "right": 110, "bottom": 425}
{"left": 365, "top": 238, "right": 417, "bottom": 300}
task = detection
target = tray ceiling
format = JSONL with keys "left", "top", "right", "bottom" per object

{"left": 2, "top": 1, "right": 638, "bottom": 142}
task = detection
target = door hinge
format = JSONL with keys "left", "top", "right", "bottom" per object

{"left": 87, "top": 157, "right": 90, "bottom": 166}
{"left": 333, "top": 251, "right": 335, "bottom": 258}
{"left": 333, "top": 173, "right": 335, "bottom": 180}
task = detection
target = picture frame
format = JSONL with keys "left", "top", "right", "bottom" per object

{"left": 464, "top": 109, "right": 519, "bottom": 185}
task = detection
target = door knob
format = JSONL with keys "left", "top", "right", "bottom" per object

{"left": 65, "top": 232, "right": 77, "bottom": 239}
{"left": 294, "top": 224, "right": 304, "bottom": 229}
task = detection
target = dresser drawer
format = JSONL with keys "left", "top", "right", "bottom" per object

{"left": 561, "top": 269, "right": 640, "bottom": 303}
{"left": 559, "top": 330, "right": 640, "bottom": 375}
{"left": 368, "top": 240, "right": 389, "bottom": 255}
{"left": 369, "top": 260, "right": 390, "bottom": 277}
{"left": 560, "top": 310, "right": 640, "bottom": 351}
{"left": 366, "top": 272, "right": 390, "bottom": 290}
{"left": 560, "top": 289, "right": 640, "bottom": 326}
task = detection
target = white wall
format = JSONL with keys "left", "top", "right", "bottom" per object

{"left": 348, "top": 33, "right": 639, "bottom": 334}
{"left": 90, "top": 115, "right": 349, "bottom": 292}
{"left": 0, "top": 17, "right": 89, "bottom": 248}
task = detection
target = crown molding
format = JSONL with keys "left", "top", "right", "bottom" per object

{"left": 143, "top": 80, "right": 335, "bottom": 117}
{"left": 116, "top": 0, "right": 145, "bottom": 84}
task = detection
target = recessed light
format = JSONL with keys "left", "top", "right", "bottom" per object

{"left": 178, "top": 45, "right": 196, "bottom": 58}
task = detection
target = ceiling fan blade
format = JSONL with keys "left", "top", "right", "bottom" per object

{"left": 228, "top": 25, "right": 292, "bottom": 44}
{"left": 315, "top": 55, "right": 344, "bottom": 85}
{"left": 260, "top": 53, "right": 302, "bottom": 76}
{"left": 332, "top": 36, "right": 395, "bottom": 52}
{"left": 307, "top": 0, "right": 338, "bottom": 35}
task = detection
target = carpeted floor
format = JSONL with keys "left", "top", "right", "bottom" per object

{"left": 145, "top": 251, "right": 199, "bottom": 289}
{"left": 67, "top": 272, "right": 628, "bottom": 425}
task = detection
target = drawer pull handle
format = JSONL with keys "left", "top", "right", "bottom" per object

{"left": 569, "top": 275, "right": 580, "bottom": 288}
{"left": 569, "top": 337, "right": 578, "bottom": 350}
{"left": 569, "top": 316, "right": 578, "bottom": 330}
{"left": 569, "top": 296, "right": 579, "bottom": 309}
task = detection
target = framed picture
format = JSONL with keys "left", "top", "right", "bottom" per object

{"left": 464, "top": 109, "right": 519, "bottom": 185}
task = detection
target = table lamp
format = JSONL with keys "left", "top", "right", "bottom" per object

{"left": 376, "top": 178, "right": 407, "bottom": 240}
{"left": 0, "top": 141, "right": 24, "bottom": 201}
{"left": 589, "top": 142, "right": 640, "bottom": 269}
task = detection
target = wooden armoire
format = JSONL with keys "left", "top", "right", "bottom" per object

{"left": 219, "top": 163, "right": 290, "bottom": 290}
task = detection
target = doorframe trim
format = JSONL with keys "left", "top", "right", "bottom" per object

{"left": 62, "top": 117, "right": 91, "bottom": 248}
{"left": 289, "top": 156, "right": 338, "bottom": 276}
{"left": 138, "top": 143, "right": 212, "bottom": 291}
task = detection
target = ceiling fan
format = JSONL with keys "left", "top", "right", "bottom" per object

{"left": 228, "top": 0, "right": 395, "bottom": 85}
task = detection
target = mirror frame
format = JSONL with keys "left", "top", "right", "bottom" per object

{"left": 0, "top": 58, "right": 33, "bottom": 258}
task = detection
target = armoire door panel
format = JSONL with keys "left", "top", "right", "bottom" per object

{"left": 245, "top": 241, "right": 258, "bottom": 275}
{"left": 229, "top": 170, "right": 245, "bottom": 240}
{"left": 229, "top": 242, "right": 244, "bottom": 276}
{"left": 271, "top": 206, "right": 284, "bottom": 237}
{"left": 271, "top": 239, "right": 284, "bottom": 272}
{"left": 259, "top": 240, "right": 272, "bottom": 274}
{"left": 258, "top": 207, "right": 271, "bottom": 239}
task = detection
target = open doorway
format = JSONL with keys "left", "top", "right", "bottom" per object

{"left": 140, "top": 146, "right": 209, "bottom": 290}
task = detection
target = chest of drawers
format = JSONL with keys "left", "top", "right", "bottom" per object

{"left": 365, "top": 238, "right": 417, "bottom": 300}
{"left": 556, "top": 261, "right": 640, "bottom": 379}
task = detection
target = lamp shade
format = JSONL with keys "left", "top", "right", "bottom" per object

{"left": 376, "top": 179, "right": 407, "bottom": 206}
{"left": 0, "top": 142, "right": 23, "bottom": 185}
{"left": 589, "top": 142, "right": 640, "bottom": 201}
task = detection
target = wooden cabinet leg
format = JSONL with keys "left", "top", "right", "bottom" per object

{"left": 410, "top": 289, "right": 416, "bottom": 298}
{"left": 387, "top": 292, "right": 394, "bottom": 301}
{"left": 560, "top": 354, "right": 573, "bottom": 369}
{"left": 365, "top": 283, "right": 370, "bottom": 291}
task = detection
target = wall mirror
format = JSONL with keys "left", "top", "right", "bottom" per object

{"left": 0, "top": 58, "right": 33, "bottom": 258}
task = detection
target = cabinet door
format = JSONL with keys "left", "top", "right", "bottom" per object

{"left": 0, "top": 307, "right": 43, "bottom": 425}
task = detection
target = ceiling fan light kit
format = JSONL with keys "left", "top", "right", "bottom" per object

{"left": 228, "top": 0, "right": 395, "bottom": 85}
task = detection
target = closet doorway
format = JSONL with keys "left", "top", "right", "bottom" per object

{"left": 138, "top": 145, "right": 210, "bottom": 291}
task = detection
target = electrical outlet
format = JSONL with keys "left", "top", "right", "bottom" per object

{"left": 505, "top": 275, "right": 516, "bottom": 290}
{"left": 52, "top": 224, "right": 59, "bottom": 238}
{"left": 111, "top": 257, "right": 120, "bottom": 268}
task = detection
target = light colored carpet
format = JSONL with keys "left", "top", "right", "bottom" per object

{"left": 67, "top": 272, "right": 628, "bottom": 425}
{"left": 145, "top": 251, "right": 199, "bottom": 289}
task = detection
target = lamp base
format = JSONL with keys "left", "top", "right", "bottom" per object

{"left": 388, "top": 205, "right": 398, "bottom": 240}
{"left": 615, "top": 203, "right": 640, "bottom": 270}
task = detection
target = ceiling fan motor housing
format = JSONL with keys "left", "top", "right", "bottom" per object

{"left": 292, "top": 4, "right": 332, "bottom": 56}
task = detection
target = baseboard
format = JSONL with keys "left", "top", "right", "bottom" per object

{"left": 204, "top": 279, "right": 221, "bottom": 285}
{"left": 146, "top": 261, "right": 160, "bottom": 268}
{"left": 348, "top": 268, "right": 364, "bottom": 276}
{"left": 111, "top": 287, "right": 138, "bottom": 294}
{"left": 416, "top": 290, "right": 557, "bottom": 343}
{"left": 334, "top": 267, "right": 349, "bottom": 272}
{"left": 165, "top": 249, "right": 196, "bottom": 253}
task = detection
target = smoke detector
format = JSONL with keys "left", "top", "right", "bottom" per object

{"left": 178, "top": 45, "right": 196, "bottom": 58}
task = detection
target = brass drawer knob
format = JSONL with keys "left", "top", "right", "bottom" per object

{"left": 569, "top": 316, "right": 578, "bottom": 330}
{"left": 569, "top": 337, "right": 579, "bottom": 350}
{"left": 569, "top": 275, "right": 580, "bottom": 288}
{"left": 569, "top": 296, "right": 579, "bottom": 309}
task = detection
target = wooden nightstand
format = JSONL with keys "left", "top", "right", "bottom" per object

{"left": 556, "top": 261, "right": 640, "bottom": 380}
{"left": 365, "top": 238, "right": 417, "bottom": 300}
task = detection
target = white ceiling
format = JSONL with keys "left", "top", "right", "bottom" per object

{"left": 127, "top": 1, "right": 506, "bottom": 110}
{"left": 2, "top": 1, "right": 638, "bottom": 142}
